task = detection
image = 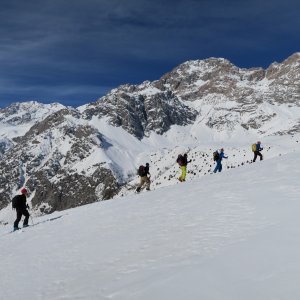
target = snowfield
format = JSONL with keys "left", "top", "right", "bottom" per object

{"left": 1, "top": 150, "right": 300, "bottom": 300}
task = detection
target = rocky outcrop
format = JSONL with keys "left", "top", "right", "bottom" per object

{"left": 82, "top": 85, "right": 197, "bottom": 138}
{"left": 82, "top": 53, "right": 300, "bottom": 136}
{"left": 0, "top": 108, "right": 120, "bottom": 212}
{"left": 28, "top": 166, "right": 119, "bottom": 213}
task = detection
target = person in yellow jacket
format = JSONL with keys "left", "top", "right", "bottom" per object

{"left": 176, "top": 153, "right": 191, "bottom": 182}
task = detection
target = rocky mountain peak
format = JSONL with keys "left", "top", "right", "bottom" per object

{"left": 282, "top": 52, "right": 300, "bottom": 65}
{"left": 82, "top": 84, "right": 197, "bottom": 139}
{"left": 266, "top": 53, "right": 300, "bottom": 79}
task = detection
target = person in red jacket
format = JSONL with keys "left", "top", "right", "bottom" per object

{"left": 13, "top": 188, "right": 30, "bottom": 231}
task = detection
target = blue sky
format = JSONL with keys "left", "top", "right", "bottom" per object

{"left": 0, "top": 0, "right": 299, "bottom": 108}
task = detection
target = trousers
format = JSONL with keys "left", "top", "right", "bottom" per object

{"left": 14, "top": 208, "right": 29, "bottom": 228}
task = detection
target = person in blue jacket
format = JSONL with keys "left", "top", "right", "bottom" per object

{"left": 253, "top": 141, "right": 263, "bottom": 162}
{"left": 213, "top": 148, "right": 228, "bottom": 173}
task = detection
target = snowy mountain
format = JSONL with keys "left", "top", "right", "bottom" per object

{"left": 0, "top": 107, "right": 121, "bottom": 214}
{"left": 0, "top": 101, "right": 66, "bottom": 158}
{"left": 1, "top": 150, "right": 300, "bottom": 299}
{"left": 83, "top": 52, "right": 300, "bottom": 137}
{"left": 0, "top": 53, "right": 300, "bottom": 218}
{"left": 0, "top": 101, "right": 66, "bottom": 139}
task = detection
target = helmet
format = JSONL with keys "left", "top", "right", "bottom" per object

{"left": 146, "top": 163, "right": 149, "bottom": 166}
{"left": 221, "top": 148, "right": 224, "bottom": 151}
{"left": 184, "top": 153, "right": 187, "bottom": 157}
{"left": 20, "top": 188, "right": 28, "bottom": 195}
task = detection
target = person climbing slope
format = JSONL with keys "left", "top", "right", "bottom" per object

{"left": 177, "top": 153, "right": 191, "bottom": 182}
{"left": 12, "top": 188, "right": 30, "bottom": 231}
{"left": 213, "top": 148, "right": 228, "bottom": 173}
{"left": 252, "top": 141, "right": 263, "bottom": 162}
{"left": 136, "top": 163, "right": 151, "bottom": 193}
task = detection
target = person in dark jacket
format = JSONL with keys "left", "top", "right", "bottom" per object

{"left": 136, "top": 163, "right": 151, "bottom": 193}
{"left": 253, "top": 141, "right": 263, "bottom": 162}
{"left": 213, "top": 148, "right": 228, "bottom": 173}
{"left": 13, "top": 188, "right": 30, "bottom": 231}
{"left": 177, "top": 153, "right": 192, "bottom": 182}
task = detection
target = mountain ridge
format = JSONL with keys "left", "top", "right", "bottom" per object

{"left": 0, "top": 53, "right": 299, "bottom": 217}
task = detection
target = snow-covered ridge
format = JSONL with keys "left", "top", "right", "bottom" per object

{"left": 0, "top": 101, "right": 67, "bottom": 139}
{"left": 82, "top": 52, "right": 300, "bottom": 139}
{"left": 0, "top": 101, "right": 66, "bottom": 124}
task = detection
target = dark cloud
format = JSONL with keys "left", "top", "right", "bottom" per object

{"left": 0, "top": 0, "right": 300, "bottom": 108}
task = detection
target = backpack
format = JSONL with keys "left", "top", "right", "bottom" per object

{"left": 12, "top": 195, "right": 21, "bottom": 209}
{"left": 213, "top": 151, "right": 220, "bottom": 161}
{"left": 251, "top": 143, "right": 256, "bottom": 152}
{"left": 137, "top": 165, "right": 146, "bottom": 176}
{"left": 176, "top": 154, "right": 184, "bottom": 166}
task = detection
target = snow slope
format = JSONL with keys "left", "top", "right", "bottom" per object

{"left": 1, "top": 150, "right": 300, "bottom": 300}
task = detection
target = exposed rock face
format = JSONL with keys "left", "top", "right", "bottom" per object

{"left": 155, "top": 54, "right": 299, "bottom": 133}
{"left": 82, "top": 85, "right": 198, "bottom": 138}
{"left": 0, "top": 108, "right": 120, "bottom": 212}
{"left": 29, "top": 166, "right": 119, "bottom": 213}
{"left": 157, "top": 54, "right": 300, "bottom": 106}
{"left": 0, "top": 138, "right": 12, "bottom": 156}
{"left": 82, "top": 53, "right": 299, "bottom": 136}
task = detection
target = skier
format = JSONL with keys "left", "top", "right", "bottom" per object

{"left": 177, "top": 153, "right": 191, "bottom": 182}
{"left": 252, "top": 141, "right": 263, "bottom": 162}
{"left": 12, "top": 188, "right": 30, "bottom": 231}
{"left": 136, "top": 163, "right": 151, "bottom": 193}
{"left": 213, "top": 148, "right": 228, "bottom": 173}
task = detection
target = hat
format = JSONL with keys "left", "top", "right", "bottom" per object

{"left": 20, "top": 188, "right": 28, "bottom": 195}
{"left": 257, "top": 141, "right": 261, "bottom": 144}
{"left": 146, "top": 162, "right": 149, "bottom": 166}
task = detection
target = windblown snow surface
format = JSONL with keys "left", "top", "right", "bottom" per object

{"left": 1, "top": 150, "right": 300, "bottom": 300}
